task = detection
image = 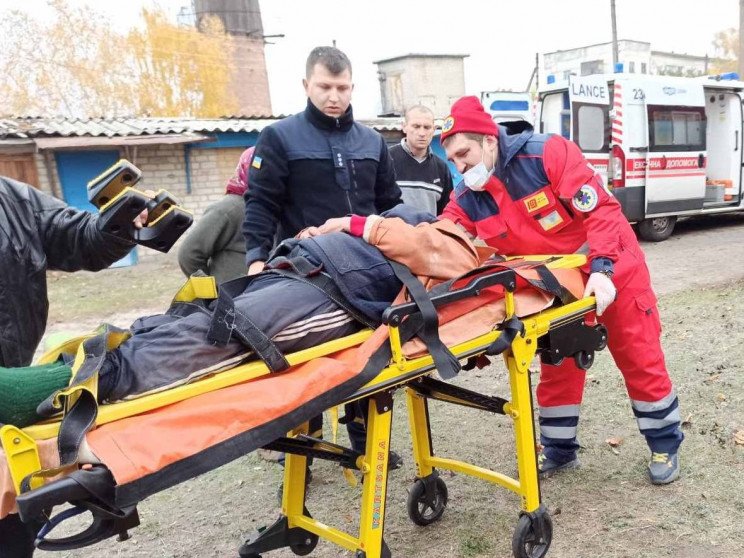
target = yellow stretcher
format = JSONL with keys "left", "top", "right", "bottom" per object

{"left": 0, "top": 255, "right": 606, "bottom": 558}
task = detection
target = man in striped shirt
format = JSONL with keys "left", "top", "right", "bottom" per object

{"left": 389, "top": 105, "right": 454, "bottom": 215}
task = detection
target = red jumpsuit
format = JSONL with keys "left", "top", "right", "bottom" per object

{"left": 442, "top": 128, "right": 683, "bottom": 462}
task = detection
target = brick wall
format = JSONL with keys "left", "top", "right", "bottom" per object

{"left": 34, "top": 151, "right": 61, "bottom": 196}
{"left": 131, "top": 145, "right": 246, "bottom": 260}
{"left": 229, "top": 36, "right": 272, "bottom": 116}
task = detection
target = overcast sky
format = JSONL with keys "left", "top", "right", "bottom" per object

{"left": 3, "top": 0, "right": 739, "bottom": 117}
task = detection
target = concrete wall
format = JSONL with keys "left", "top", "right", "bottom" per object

{"left": 377, "top": 57, "right": 466, "bottom": 118}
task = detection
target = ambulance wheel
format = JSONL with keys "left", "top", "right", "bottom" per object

{"left": 574, "top": 350, "right": 594, "bottom": 370}
{"left": 407, "top": 476, "right": 448, "bottom": 526}
{"left": 290, "top": 531, "right": 319, "bottom": 556}
{"left": 512, "top": 512, "right": 553, "bottom": 558}
{"left": 637, "top": 216, "right": 676, "bottom": 242}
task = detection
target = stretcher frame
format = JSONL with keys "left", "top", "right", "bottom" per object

{"left": 239, "top": 294, "right": 599, "bottom": 558}
{"left": 1, "top": 255, "right": 604, "bottom": 558}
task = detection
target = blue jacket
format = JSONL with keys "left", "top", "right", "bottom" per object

{"left": 244, "top": 100, "right": 402, "bottom": 265}
{"left": 278, "top": 205, "right": 436, "bottom": 324}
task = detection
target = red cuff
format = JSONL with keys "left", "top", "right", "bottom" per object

{"left": 349, "top": 214, "right": 366, "bottom": 237}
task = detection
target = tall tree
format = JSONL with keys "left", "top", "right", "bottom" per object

{"left": 711, "top": 27, "right": 738, "bottom": 74}
{"left": 126, "top": 9, "right": 237, "bottom": 117}
{"left": 0, "top": 1, "right": 239, "bottom": 118}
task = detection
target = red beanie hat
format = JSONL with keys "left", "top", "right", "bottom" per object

{"left": 440, "top": 95, "right": 498, "bottom": 143}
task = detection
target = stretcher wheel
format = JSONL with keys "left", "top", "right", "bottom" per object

{"left": 512, "top": 512, "right": 552, "bottom": 558}
{"left": 407, "top": 476, "right": 448, "bottom": 526}
{"left": 290, "top": 532, "right": 319, "bottom": 556}
{"left": 595, "top": 324, "right": 608, "bottom": 351}
{"left": 574, "top": 350, "right": 594, "bottom": 370}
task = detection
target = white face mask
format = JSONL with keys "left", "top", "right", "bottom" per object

{"left": 462, "top": 140, "right": 494, "bottom": 191}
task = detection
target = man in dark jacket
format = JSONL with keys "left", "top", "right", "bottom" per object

{"left": 389, "top": 105, "right": 453, "bottom": 215}
{"left": 0, "top": 176, "right": 142, "bottom": 557}
{"left": 243, "top": 46, "right": 401, "bottom": 275}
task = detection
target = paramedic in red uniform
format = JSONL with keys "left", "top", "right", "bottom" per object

{"left": 439, "top": 96, "right": 683, "bottom": 485}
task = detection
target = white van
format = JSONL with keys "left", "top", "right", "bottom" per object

{"left": 538, "top": 73, "right": 744, "bottom": 240}
{"left": 481, "top": 91, "right": 534, "bottom": 124}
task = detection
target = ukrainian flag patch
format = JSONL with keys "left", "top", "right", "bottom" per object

{"left": 538, "top": 210, "right": 564, "bottom": 231}
{"left": 251, "top": 155, "right": 262, "bottom": 170}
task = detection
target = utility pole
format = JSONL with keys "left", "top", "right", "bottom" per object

{"left": 739, "top": 0, "right": 744, "bottom": 77}
{"left": 611, "top": 0, "right": 619, "bottom": 71}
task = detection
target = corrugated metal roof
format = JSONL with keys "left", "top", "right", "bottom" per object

{"left": 0, "top": 115, "right": 404, "bottom": 140}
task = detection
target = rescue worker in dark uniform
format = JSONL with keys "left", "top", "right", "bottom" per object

{"left": 243, "top": 46, "right": 402, "bottom": 462}
{"left": 439, "top": 96, "right": 683, "bottom": 485}
{"left": 243, "top": 46, "right": 401, "bottom": 274}
{"left": 0, "top": 175, "right": 145, "bottom": 557}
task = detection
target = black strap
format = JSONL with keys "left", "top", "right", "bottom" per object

{"left": 34, "top": 327, "right": 126, "bottom": 476}
{"left": 485, "top": 315, "right": 525, "bottom": 356}
{"left": 388, "top": 261, "right": 460, "bottom": 380}
{"left": 206, "top": 274, "right": 290, "bottom": 373}
{"left": 206, "top": 255, "right": 377, "bottom": 372}
{"left": 533, "top": 264, "right": 576, "bottom": 304}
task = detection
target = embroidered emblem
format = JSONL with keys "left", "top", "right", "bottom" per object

{"left": 524, "top": 191, "right": 549, "bottom": 213}
{"left": 251, "top": 155, "right": 262, "bottom": 170}
{"left": 442, "top": 116, "right": 454, "bottom": 134}
{"left": 572, "top": 184, "right": 598, "bottom": 212}
{"left": 538, "top": 210, "right": 564, "bottom": 231}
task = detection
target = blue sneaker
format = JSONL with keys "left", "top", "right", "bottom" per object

{"left": 537, "top": 452, "right": 580, "bottom": 479}
{"left": 648, "top": 452, "right": 680, "bottom": 485}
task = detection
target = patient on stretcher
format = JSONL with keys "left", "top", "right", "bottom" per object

{"left": 0, "top": 205, "right": 483, "bottom": 428}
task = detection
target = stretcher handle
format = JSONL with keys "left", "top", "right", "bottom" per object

{"left": 16, "top": 466, "right": 117, "bottom": 523}
{"left": 16, "top": 466, "right": 140, "bottom": 551}
{"left": 382, "top": 268, "right": 517, "bottom": 326}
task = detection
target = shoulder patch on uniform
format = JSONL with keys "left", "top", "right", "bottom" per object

{"left": 442, "top": 116, "right": 454, "bottom": 134}
{"left": 251, "top": 155, "right": 262, "bottom": 169}
{"left": 572, "top": 184, "right": 598, "bottom": 212}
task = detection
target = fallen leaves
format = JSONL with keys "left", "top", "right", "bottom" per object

{"left": 734, "top": 429, "right": 744, "bottom": 446}
{"left": 605, "top": 436, "right": 624, "bottom": 455}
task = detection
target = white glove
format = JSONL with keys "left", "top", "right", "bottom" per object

{"left": 583, "top": 272, "right": 617, "bottom": 316}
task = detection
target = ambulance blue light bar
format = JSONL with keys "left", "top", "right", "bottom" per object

{"left": 489, "top": 100, "right": 530, "bottom": 111}
{"left": 717, "top": 72, "right": 740, "bottom": 81}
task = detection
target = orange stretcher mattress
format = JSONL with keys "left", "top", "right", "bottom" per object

{"left": 0, "top": 261, "right": 584, "bottom": 517}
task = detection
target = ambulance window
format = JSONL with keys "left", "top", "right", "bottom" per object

{"left": 648, "top": 105, "right": 706, "bottom": 151}
{"left": 571, "top": 102, "right": 610, "bottom": 153}
{"left": 576, "top": 105, "right": 606, "bottom": 151}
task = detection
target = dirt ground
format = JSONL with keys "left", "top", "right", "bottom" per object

{"left": 34, "top": 212, "right": 744, "bottom": 558}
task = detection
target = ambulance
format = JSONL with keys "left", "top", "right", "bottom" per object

{"left": 538, "top": 73, "right": 744, "bottom": 240}
{"left": 481, "top": 91, "right": 534, "bottom": 124}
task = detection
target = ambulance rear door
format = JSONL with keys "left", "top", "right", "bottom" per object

{"left": 568, "top": 75, "right": 611, "bottom": 185}
{"left": 641, "top": 79, "right": 707, "bottom": 216}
